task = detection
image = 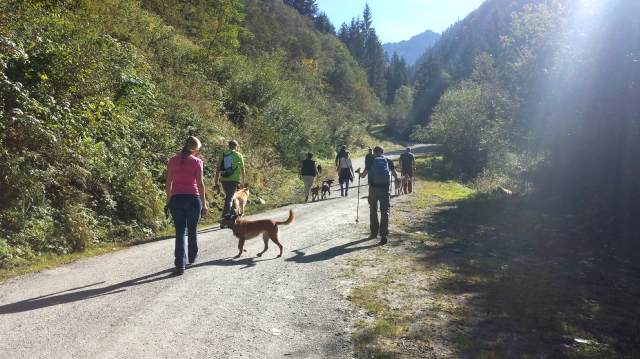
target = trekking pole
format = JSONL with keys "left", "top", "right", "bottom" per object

{"left": 355, "top": 169, "right": 361, "bottom": 223}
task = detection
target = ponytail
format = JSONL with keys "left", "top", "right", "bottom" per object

{"left": 180, "top": 136, "right": 201, "bottom": 163}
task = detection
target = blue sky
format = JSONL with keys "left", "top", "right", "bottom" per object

{"left": 316, "top": 0, "right": 486, "bottom": 43}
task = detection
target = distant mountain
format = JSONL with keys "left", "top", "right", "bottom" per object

{"left": 382, "top": 30, "right": 440, "bottom": 65}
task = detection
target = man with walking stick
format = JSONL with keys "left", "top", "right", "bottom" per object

{"left": 358, "top": 146, "right": 397, "bottom": 245}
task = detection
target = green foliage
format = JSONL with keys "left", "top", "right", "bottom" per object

{"left": 0, "top": 0, "right": 383, "bottom": 268}
{"left": 337, "top": 5, "right": 387, "bottom": 100}
{"left": 409, "top": 0, "right": 640, "bottom": 229}
{"left": 384, "top": 52, "right": 409, "bottom": 104}
{"left": 386, "top": 85, "right": 414, "bottom": 135}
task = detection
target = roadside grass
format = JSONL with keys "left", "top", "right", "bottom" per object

{"left": 352, "top": 125, "right": 406, "bottom": 158}
{"left": 346, "top": 157, "right": 640, "bottom": 358}
{"left": 1, "top": 132, "right": 406, "bottom": 282}
{"left": 0, "top": 168, "right": 304, "bottom": 282}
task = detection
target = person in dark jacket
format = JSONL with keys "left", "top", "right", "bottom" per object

{"left": 399, "top": 147, "right": 416, "bottom": 193}
{"left": 359, "top": 146, "right": 397, "bottom": 245}
{"left": 300, "top": 152, "right": 321, "bottom": 202}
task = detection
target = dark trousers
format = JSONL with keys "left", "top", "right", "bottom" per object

{"left": 170, "top": 195, "right": 202, "bottom": 269}
{"left": 339, "top": 168, "right": 351, "bottom": 196}
{"left": 368, "top": 186, "right": 390, "bottom": 238}
{"left": 222, "top": 181, "right": 239, "bottom": 215}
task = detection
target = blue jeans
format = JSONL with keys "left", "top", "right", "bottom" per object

{"left": 170, "top": 195, "right": 202, "bottom": 269}
{"left": 339, "top": 168, "right": 351, "bottom": 196}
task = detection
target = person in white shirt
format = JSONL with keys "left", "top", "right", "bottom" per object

{"left": 337, "top": 151, "right": 354, "bottom": 197}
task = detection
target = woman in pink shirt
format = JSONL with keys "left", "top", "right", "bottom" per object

{"left": 165, "top": 136, "right": 209, "bottom": 275}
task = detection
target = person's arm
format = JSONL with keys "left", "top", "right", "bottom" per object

{"left": 349, "top": 159, "right": 355, "bottom": 177}
{"left": 165, "top": 164, "right": 173, "bottom": 204}
{"left": 196, "top": 166, "right": 208, "bottom": 216}
{"left": 241, "top": 167, "right": 247, "bottom": 186}
{"left": 213, "top": 159, "right": 221, "bottom": 192}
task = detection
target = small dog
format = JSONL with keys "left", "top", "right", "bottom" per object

{"left": 394, "top": 177, "right": 402, "bottom": 196}
{"left": 311, "top": 185, "right": 321, "bottom": 201}
{"left": 220, "top": 210, "right": 295, "bottom": 258}
{"left": 321, "top": 179, "right": 334, "bottom": 199}
{"left": 232, "top": 187, "right": 250, "bottom": 216}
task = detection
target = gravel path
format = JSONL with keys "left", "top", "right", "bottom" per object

{"left": 0, "top": 145, "right": 437, "bottom": 359}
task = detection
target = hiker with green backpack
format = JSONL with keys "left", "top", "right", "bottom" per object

{"left": 214, "top": 140, "right": 246, "bottom": 225}
{"left": 359, "top": 146, "right": 398, "bottom": 245}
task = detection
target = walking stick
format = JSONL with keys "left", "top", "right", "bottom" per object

{"left": 355, "top": 169, "right": 361, "bottom": 223}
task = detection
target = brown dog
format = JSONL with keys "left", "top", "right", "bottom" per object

{"left": 311, "top": 185, "right": 321, "bottom": 202}
{"left": 394, "top": 177, "right": 402, "bottom": 196}
{"left": 232, "top": 187, "right": 250, "bottom": 216}
{"left": 220, "top": 210, "right": 295, "bottom": 258}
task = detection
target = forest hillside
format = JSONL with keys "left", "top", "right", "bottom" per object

{"left": 0, "top": 0, "right": 383, "bottom": 268}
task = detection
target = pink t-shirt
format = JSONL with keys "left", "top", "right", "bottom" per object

{"left": 168, "top": 154, "right": 204, "bottom": 196}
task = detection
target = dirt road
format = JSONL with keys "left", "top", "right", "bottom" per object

{"left": 0, "top": 145, "right": 437, "bottom": 359}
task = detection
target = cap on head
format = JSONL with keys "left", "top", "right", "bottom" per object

{"left": 373, "top": 146, "right": 384, "bottom": 155}
{"left": 228, "top": 140, "right": 238, "bottom": 149}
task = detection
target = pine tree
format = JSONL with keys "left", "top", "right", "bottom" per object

{"left": 283, "top": 0, "right": 318, "bottom": 17}
{"left": 385, "top": 52, "right": 410, "bottom": 104}
{"left": 336, "top": 5, "right": 387, "bottom": 100}
{"left": 314, "top": 12, "right": 335, "bottom": 34}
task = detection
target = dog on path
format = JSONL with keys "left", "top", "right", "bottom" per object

{"left": 311, "top": 185, "right": 321, "bottom": 202}
{"left": 232, "top": 187, "right": 250, "bottom": 216}
{"left": 394, "top": 177, "right": 402, "bottom": 196}
{"left": 220, "top": 210, "right": 295, "bottom": 258}
{"left": 321, "top": 179, "right": 334, "bottom": 199}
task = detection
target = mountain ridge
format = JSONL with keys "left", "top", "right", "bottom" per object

{"left": 382, "top": 29, "right": 440, "bottom": 65}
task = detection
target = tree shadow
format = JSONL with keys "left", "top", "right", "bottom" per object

{"left": 286, "top": 237, "right": 379, "bottom": 264}
{"left": 0, "top": 268, "right": 176, "bottom": 315}
{"left": 408, "top": 194, "right": 640, "bottom": 357}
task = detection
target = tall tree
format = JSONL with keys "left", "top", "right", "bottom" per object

{"left": 283, "top": 0, "right": 318, "bottom": 17}
{"left": 337, "top": 5, "right": 387, "bottom": 100}
{"left": 385, "top": 52, "right": 409, "bottom": 104}
{"left": 314, "top": 11, "right": 335, "bottom": 34}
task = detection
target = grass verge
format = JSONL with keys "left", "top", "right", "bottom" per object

{"left": 345, "top": 157, "right": 640, "bottom": 358}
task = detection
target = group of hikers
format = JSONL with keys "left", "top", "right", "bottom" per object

{"left": 300, "top": 145, "right": 415, "bottom": 244}
{"left": 165, "top": 136, "right": 415, "bottom": 274}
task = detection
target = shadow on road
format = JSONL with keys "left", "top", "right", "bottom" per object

{"left": 0, "top": 268, "right": 175, "bottom": 315}
{"left": 192, "top": 256, "right": 280, "bottom": 270}
{"left": 286, "top": 237, "right": 379, "bottom": 264}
